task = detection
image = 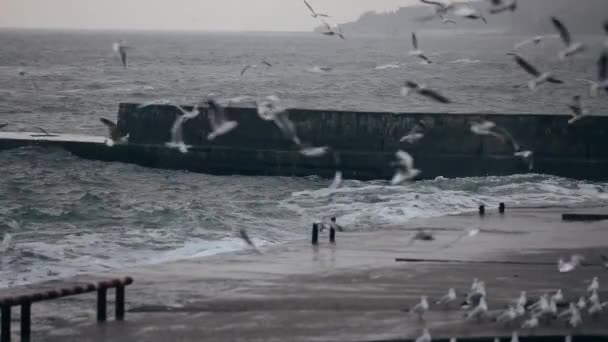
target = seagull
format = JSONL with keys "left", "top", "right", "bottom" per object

{"left": 390, "top": 150, "right": 421, "bottom": 185}
{"left": 576, "top": 297, "right": 587, "bottom": 310}
{"left": 488, "top": 0, "right": 517, "bottom": 14}
{"left": 514, "top": 291, "right": 528, "bottom": 308}
{"left": 438, "top": 14, "right": 456, "bottom": 24}
{"left": 452, "top": 4, "right": 487, "bottom": 23}
{"left": 320, "top": 21, "right": 346, "bottom": 40}
{"left": 466, "top": 296, "right": 488, "bottom": 321}
{"left": 513, "top": 35, "right": 559, "bottom": 51}
{"left": 415, "top": 328, "right": 432, "bottom": 342}
{"left": 558, "top": 255, "right": 584, "bottom": 273}
{"left": 496, "top": 305, "right": 520, "bottom": 324}
{"left": 463, "top": 282, "right": 486, "bottom": 309}
{"left": 588, "top": 300, "right": 608, "bottom": 316}
{"left": 567, "top": 95, "right": 590, "bottom": 124}
{"left": 240, "top": 60, "right": 273, "bottom": 76}
{"left": 588, "top": 277, "right": 600, "bottom": 293}
{"left": 402, "top": 81, "right": 451, "bottom": 103}
{"left": 205, "top": 99, "right": 238, "bottom": 141}
{"left": 521, "top": 315, "right": 539, "bottom": 328}
{"left": 514, "top": 150, "right": 534, "bottom": 171}
{"left": 272, "top": 110, "right": 301, "bottom": 146}
{"left": 238, "top": 229, "right": 262, "bottom": 254}
{"left": 328, "top": 171, "right": 343, "bottom": 190}
{"left": 256, "top": 95, "right": 284, "bottom": 121}
{"left": 578, "top": 51, "right": 608, "bottom": 97}
{"left": 165, "top": 104, "right": 200, "bottom": 153}
{"left": 112, "top": 40, "right": 129, "bottom": 68}
{"left": 436, "top": 288, "right": 457, "bottom": 305}
{"left": 0, "top": 123, "right": 8, "bottom": 130}
{"left": 470, "top": 121, "right": 506, "bottom": 142}
{"left": 551, "top": 289, "right": 564, "bottom": 304}
{"left": 409, "top": 33, "right": 432, "bottom": 64}
{"left": 299, "top": 146, "right": 329, "bottom": 157}
{"left": 558, "top": 302, "right": 577, "bottom": 320}
{"left": 303, "top": 0, "right": 330, "bottom": 18}
{"left": 100, "top": 118, "right": 128, "bottom": 146}
{"left": 400, "top": 122, "right": 426, "bottom": 144}
{"left": 551, "top": 17, "right": 586, "bottom": 59}
{"left": 137, "top": 99, "right": 174, "bottom": 109}
{"left": 509, "top": 53, "right": 563, "bottom": 91}
{"left": 411, "top": 296, "right": 430, "bottom": 319}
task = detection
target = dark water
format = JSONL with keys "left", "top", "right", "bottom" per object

{"left": 1, "top": 30, "right": 607, "bottom": 286}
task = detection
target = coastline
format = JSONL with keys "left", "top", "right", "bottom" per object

{"left": 16, "top": 205, "right": 608, "bottom": 341}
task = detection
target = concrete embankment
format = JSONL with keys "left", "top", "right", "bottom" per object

{"left": 23, "top": 206, "right": 608, "bottom": 341}
{"left": 1, "top": 103, "right": 608, "bottom": 180}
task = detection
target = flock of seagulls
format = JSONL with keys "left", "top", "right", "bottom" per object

{"left": 410, "top": 275, "right": 607, "bottom": 342}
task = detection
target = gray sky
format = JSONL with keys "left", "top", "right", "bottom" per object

{"left": 0, "top": 0, "right": 418, "bottom": 32}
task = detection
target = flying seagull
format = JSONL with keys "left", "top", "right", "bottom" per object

{"left": 415, "top": 329, "right": 432, "bottom": 342}
{"left": 551, "top": 17, "right": 586, "bottom": 59}
{"left": 419, "top": 0, "right": 452, "bottom": 18}
{"left": 488, "top": 0, "right": 517, "bottom": 14}
{"left": 320, "top": 21, "right": 346, "bottom": 40}
{"left": 567, "top": 95, "right": 591, "bottom": 125}
{"left": 578, "top": 50, "right": 608, "bottom": 97}
{"left": 100, "top": 118, "right": 128, "bottom": 146}
{"left": 470, "top": 121, "right": 506, "bottom": 142}
{"left": 452, "top": 4, "right": 487, "bottom": 23}
{"left": 409, "top": 33, "right": 432, "bottom": 64}
{"left": 401, "top": 81, "right": 451, "bottom": 103}
{"left": 390, "top": 150, "right": 421, "bottom": 185}
{"left": 439, "top": 14, "right": 456, "bottom": 24}
{"left": 165, "top": 104, "right": 200, "bottom": 153}
{"left": 205, "top": 99, "right": 239, "bottom": 141}
{"left": 509, "top": 53, "right": 563, "bottom": 91}
{"left": 240, "top": 60, "right": 273, "bottom": 76}
{"left": 436, "top": 288, "right": 457, "bottom": 305}
{"left": 112, "top": 40, "right": 129, "bottom": 68}
{"left": 513, "top": 35, "right": 559, "bottom": 51}
{"left": 303, "top": 0, "right": 330, "bottom": 18}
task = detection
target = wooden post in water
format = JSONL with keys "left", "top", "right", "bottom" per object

{"left": 115, "top": 285, "right": 125, "bottom": 321}
{"left": 479, "top": 205, "right": 485, "bottom": 217}
{"left": 1, "top": 305, "right": 10, "bottom": 342}
{"left": 312, "top": 223, "right": 319, "bottom": 245}
{"left": 329, "top": 227, "right": 336, "bottom": 244}
{"left": 97, "top": 287, "right": 107, "bottom": 322}
{"left": 20, "top": 303, "right": 31, "bottom": 342}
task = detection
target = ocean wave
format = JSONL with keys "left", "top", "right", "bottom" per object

{"left": 449, "top": 58, "right": 481, "bottom": 64}
{"left": 375, "top": 63, "right": 401, "bottom": 70}
{"left": 307, "top": 66, "right": 332, "bottom": 74}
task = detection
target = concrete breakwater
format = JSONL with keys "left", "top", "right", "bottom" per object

{"left": 2, "top": 103, "right": 608, "bottom": 180}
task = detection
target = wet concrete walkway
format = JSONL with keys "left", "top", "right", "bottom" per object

{"left": 18, "top": 206, "right": 608, "bottom": 341}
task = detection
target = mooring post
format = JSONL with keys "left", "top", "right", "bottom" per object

{"left": 329, "top": 227, "right": 336, "bottom": 244}
{"left": 312, "top": 223, "right": 319, "bottom": 245}
{"left": 479, "top": 205, "right": 485, "bottom": 216}
{"left": 1, "top": 305, "right": 10, "bottom": 342}
{"left": 20, "top": 303, "right": 31, "bottom": 342}
{"left": 499, "top": 202, "right": 506, "bottom": 214}
{"left": 115, "top": 285, "right": 125, "bottom": 321}
{"left": 97, "top": 287, "right": 107, "bottom": 322}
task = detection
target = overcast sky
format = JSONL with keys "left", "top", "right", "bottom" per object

{"left": 0, "top": 0, "right": 418, "bottom": 32}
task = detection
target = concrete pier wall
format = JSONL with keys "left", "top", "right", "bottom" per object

{"left": 112, "top": 103, "right": 608, "bottom": 180}
{"left": 1, "top": 104, "right": 607, "bottom": 181}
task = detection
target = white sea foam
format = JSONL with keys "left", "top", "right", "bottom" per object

{"left": 449, "top": 58, "right": 481, "bottom": 64}
{"left": 375, "top": 63, "right": 401, "bottom": 70}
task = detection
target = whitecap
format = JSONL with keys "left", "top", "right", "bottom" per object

{"left": 449, "top": 58, "right": 481, "bottom": 64}
{"left": 375, "top": 63, "right": 401, "bottom": 70}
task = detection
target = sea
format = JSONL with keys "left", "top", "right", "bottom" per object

{"left": 1, "top": 29, "right": 607, "bottom": 287}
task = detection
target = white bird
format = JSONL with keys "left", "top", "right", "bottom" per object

{"left": 529, "top": 294, "right": 548, "bottom": 312}
{"left": 452, "top": 4, "right": 487, "bottom": 23}
{"left": 303, "top": 0, "right": 330, "bottom": 18}
{"left": 205, "top": 99, "right": 239, "bottom": 141}
{"left": 589, "top": 290, "right": 599, "bottom": 304}
{"left": 256, "top": 95, "right": 284, "bottom": 121}
{"left": 577, "top": 51, "right": 608, "bottom": 97}
{"left": 558, "top": 302, "right": 577, "bottom": 320}
{"left": 588, "top": 277, "right": 600, "bottom": 293}
{"left": 99, "top": 118, "right": 128, "bottom": 146}
{"left": 415, "top": 328, "right": 432, "bottom": 342}
{"left": 112, "top": 41, "right": 129, "bottom": 68}
{"left": 513, "top": 35, "right": 559, "bottom": 51}
{"left": 569, "top": 307, "right": 583, "bottom": 327}
{"left": 418, "top": 0, "right": 453, "bottom": 21}
{"left": 509, "top": 53, "right": 563, "bottom": 91}
{"left": 165, "top": 104, "right": 200, "bottom": 153}
{"left": 567, "top": 95, "right": 590, "bottom": 125}
{"left": 552, "top": 289, "right": 564, "bottom": 304}
{"left": 436, "top": 288, "right": 457, "bottom": 305}
{"left": 409, "top": 33, "right": 432, "bottom": 64}
{"left": 558, "top": 255, "right": 584, "bottom": 273}
{"left": 576, "top": 297, "right": 587, "bottom": 310}
{"left": 514, "top": 291, "right": 528, "bottom": 308}
{"left": 391, "top": 150, "right": 421, "bottom": 185}
{"left": 411, "top": 296, "right": 430, "bottom": 318}
{"left": 439, "top": 14, "right": 456, "bottom": 24}
{"left": 522, "top": 315, "right": 539, "bottom": 329}
{"left": 272, "top": 110, "right": 301, "bottom": 146}
{"left": 511, "top": 332, "right": 520, "bottom": 342}
{"left": 588, "top": 300, "right": 608, "bottom": 316}
{"left": 470, "top": 121, "right": 506, "bottom": 142}
{"left": 514, "top": 150, "right": 534, "bottom": 171}
{"left": 328, "top": 171, "right": 343, "bottom": 190}
{"left": 496, "top": 305, "right": 519, "bottom": 324}
{"left": 400, "top": 132, "right": 424, "bottom": 144}
{"left": 402, "top": 81, "right": 451, "bottom": 103}
{"left": 240, "top": 60, "right": 272, "bottom": 77}
{"left": 320, "top": 21, "right": 346, "bottom": 40}
{"left": 299, "top": 146, "right": 329, "bottom": 157}
{"left": 466, "top": 296, "right": 488, "bottom": 321}
{"left": 137, "top": 99, "right": 174, "bottom": 109}
{"left": 551, "top": 17, "right": 586, "bottom": 59}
